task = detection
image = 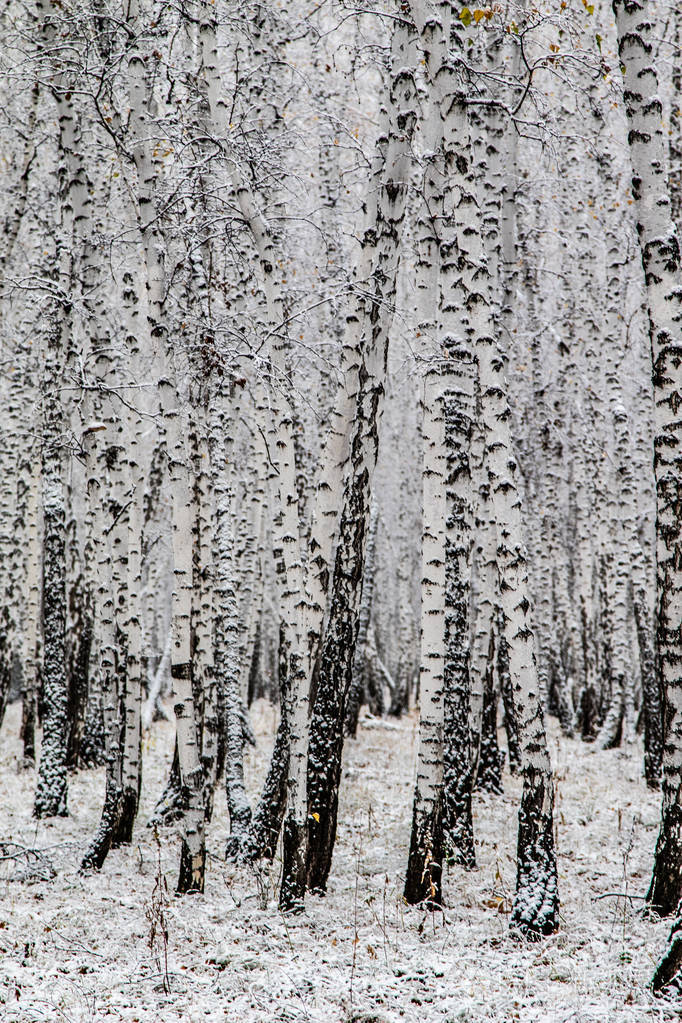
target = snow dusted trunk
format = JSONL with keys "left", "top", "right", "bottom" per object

{"left": 125, "top": 0, "right": 205, "bottom": 891}
{"left": 476, "top": 633, "right": 502, "bottom": 795}
{"left": 305, "top": 16, "right": 418, "bottom": 894}
{"left": 246, "top": 619, "right": 290, "bottom": 861}
{"left": 478, "top": 227, "right": 559, "bottom": 938}
{"left": 497, "top": 606, "right": 520, "bottom": 776}
{"left": 113, "top": 269, "right": 148, "bottom": 844}
{"left": 210, "top": 395, "right": 252, "bottom": 854}
{"left": 652, "top": 907, "right": 682, "bottom": 993}
{"left": 199, "top": 8, "right": 311, "bottom": 907}
{"left": 404, "top": 7, "right": 477, "bottom": 870}
{"left": 404, "top": 370, "right": 447, "bottom": 906}
{"left": 305, "top": 378, "right": 381, "bottom": 893}
{"left": 19, "top": 445, "right": 41, "bottom": 767}
{"left": 469, "top": 410, "right": 498, "bottom": 779}
{"left": 442, "top": 355, "right": 476, "bottom": 868}
{"left": 80, "top": 430, "right": 124, "bottom": 871}
{"left": 670, "top": 6, "right": 682, "bottom": 237}
{"left": 345, "top": 505, "right": 379, "bottom": 738}
{"left": 34, "top": 319, "right": 69, "bottom": 819}
{"left": 169, "top": 416, "right": 206, "bottom": 894}
{"left": 435, "top": 6, "right": 558, "bottom": 934}
{"left": 633, "top": 585, "right": 662, "bottom": 788}
{"left": 191, "top": 419, "right": 220, "bottom": 824}
{"left": 612, "top": 0, "right": 682, "bottom": 918}
{"left": 434, "top": 20, "right": 478, "bottom": 867}
{"left": 32, "top": 0, "right": 81, "bottom": 817}
{"left": 247, "top": 706, "right": 290, "bottom": 860}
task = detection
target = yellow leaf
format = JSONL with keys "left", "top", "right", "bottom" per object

{"left": 312, "top": 812, "right": 320, "bottom": 822}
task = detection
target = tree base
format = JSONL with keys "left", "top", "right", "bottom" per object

{"left": 148, "top": 783, "right": 187, "bottom": 828}
{"left": 112, "top": 788, "right": 139, "bottom": 846}
{"left": 404, "top": 798, "right": 444, "bottom": 907}
{"left": 80, "top": 783, "right": 123, "bottom": 872}
{"left": 648, "top": 803, "right": 682, "bottom": 918}
{"left": 653, "top": 909, "right": 682, "bottom": 994}
{"left": 280, "top": 817, "right": 306, "bottom": 913}
{"left": 511, "top": 768, "right": 559, "bottom": 938}
{"left": 306, "top": 786, "right": 341, "bottom": 894}
{"left": 176, "top": 839, "right": 205, "bottom": 894}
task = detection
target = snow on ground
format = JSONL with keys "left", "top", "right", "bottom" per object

{"left": 0, "top": 699, "right": 678, "bottom": 1022}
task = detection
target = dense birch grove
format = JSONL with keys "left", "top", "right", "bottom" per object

{"left": 3, "top": 0, "right": 682, "bottom": 1012}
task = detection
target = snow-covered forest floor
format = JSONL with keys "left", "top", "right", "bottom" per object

{"left": 0, "top": 700, "right": 676, "bottom": 1023}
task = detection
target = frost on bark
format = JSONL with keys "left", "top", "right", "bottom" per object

{"left": 404, "top": 371, "right": 447, "bottom": 906}
{"left": 442, "top": 355, "right": 476, "bottom": 869}
{"left": 34, "top": 427, "right": 69, "bottom": 819}
{"left": 80, "top": 432, "right": 126, "bottom": 871}
{"left": 476, "top": 631, "right": 503, "bottom": 796}
{"left": 407, "top": 0, "right": 557, "bottom": 934}
{"left": 653, "top": 903, "right": 682, "bottom": 994}
{"left": 305, "top": 390, "right": 376, "bottom": 892}
{"left": 483, "top": 313, "right": 559, "bottom": 936}
{"left": 612, "top": 0, "right": 682, "bottom": 917}
{"left": 66, "top": 568, "right": 93, "bottom": 768}
{"left": 210, "top": 398, "right": 252, "bottom": 858}
{"left": 169, "top": 421, "right": 206, "bottom": 894}
{"left": 671, "top": 6, "right": 682, "bottom": 237}
{"left": 32, "top": 0, "right": 81, "bottom": 820}
{"left": 246, "top": 692, "right": 289, "bottom": 860}
{"left": 497, "top": 607, "right": 520, "bottom": 776}
{"left": 305, "top": 13, "right": 417, "bottom": 896}
{"left": 345, "top": 505, "right": 379, "bottom": 738}
{"left": 633, "top": 594, "right": 662, "bottom": 788}
{"left": 18, "top": 443, "right": 41, "bottom": 768}
{"left": 469, "top": 414, "right": 498, "bottom": 783}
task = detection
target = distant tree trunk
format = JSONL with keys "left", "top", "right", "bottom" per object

{"left": 65, "top": 567, "right": 93, "bottom": 768}
{"left": 210, "top": 397, "right": 252, "bottom": 855}
{"left": 497, "top": 608, "right": 520, "bottom": 776}
{"left": 169, "top": 415, "right": 206, "bottom": 894}
{"left": 34, "top": 358, "right": 69, "bottom": 818}
{"left": 80, "top": 415, "right": 128, "bottom": 870}
{"left": 19, "top": 449, "right": 41, "bottom": 768}
{"left": 442, "top": 356, "right": 476, "bottom": 868}
{"left": 32, "top": 0, "right": 83, "bottom": 820}
{"left": 245, "top": 630, "right": 290, "bottom": 861}
{"left": 345, "top": 505, "right": 379, "bottom": 738}
{"left": 476, "top": 632, "right": 503, "bottom": 795}
{"left": 404, "top": 371, "right": 447, "bottom": 906}
{"left": 306, "top": 14, "right": 417, "bottom": 896}
{"left": 633, "top": 591, "right": 662, "bottom": 788}
{"left": 469, "top": 412, "right": 497, "bottom": 782}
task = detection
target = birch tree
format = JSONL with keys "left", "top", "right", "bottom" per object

{"left": 613, "top": 0, "right": 682, "bottom": 918}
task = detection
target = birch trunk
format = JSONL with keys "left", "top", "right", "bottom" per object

{"left": 448, "top": 9, "right": 558, "bottom": 935}
{"left": 34, "top": 320, "right": 68, "bottom": 818}
{"left": 613, "top": 0, "right": 682, "bottom": 917}
{"left": 305, "top": 13, "right": 418, "bottom": 895}
{"left": 404, "top": 370, "right": 447, "bottom": 905}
